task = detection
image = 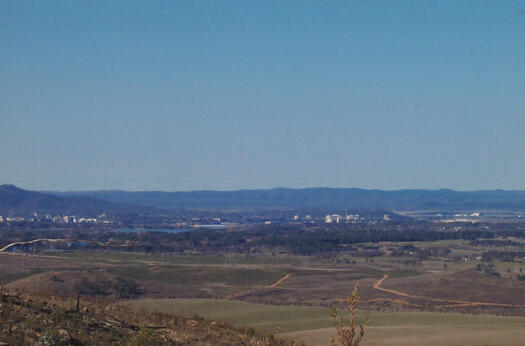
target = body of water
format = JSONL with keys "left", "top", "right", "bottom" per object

{"left": 115, "top": 225, "right": 226, "bottom": 234}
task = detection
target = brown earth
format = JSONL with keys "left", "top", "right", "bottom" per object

{"left": 0, "top": 289, "right": 296, "bottom": 345}
{"left": 4, "top": 251, "right": 525, "bottom": 316}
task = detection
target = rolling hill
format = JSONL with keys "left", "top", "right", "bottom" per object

{"left": 0, "top": 184, "right": 160, "bottom": 217}
{"left": 50, "top": 187, "right": 525, "bottom": 211}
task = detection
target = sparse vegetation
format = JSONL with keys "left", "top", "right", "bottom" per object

{"left": 476, "top": 263, "right": 501, "bottom": 277}
{"left": 0, "top": 289, "right": 295, "bottom": 345}
{"left": 3, "top": 221, "right": 525, "bottom": 345}
{"left": 330, "top": 283, "right": 369, "bottom": 346}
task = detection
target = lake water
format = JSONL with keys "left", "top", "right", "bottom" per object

{"left": 115, "top": 225, "right": 226, "bottom": 234}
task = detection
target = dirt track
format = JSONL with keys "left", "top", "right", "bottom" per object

{"left": 373, "top": 274, "right": 516, "bottom": 308}
{"left": 270, "top": 274, "right": 292, "bottom": 288}
{"left": 227, "top": 273, "right": 292, "bottom": 300}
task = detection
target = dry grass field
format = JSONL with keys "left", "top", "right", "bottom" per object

{"left": 126, "top": 298, "right": 525, "bottom": 346}
{"left": 4, "top": 244, "right": 525, "bottom": 314}
{"left": 3, "top": 238, "right": 525, "bottom": 345}
{"left": 284, "top": 323, "right": 525, "bottom": 346}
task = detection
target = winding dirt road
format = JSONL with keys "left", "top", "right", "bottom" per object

{"left": 227, "top": 273, "right": 292, "bottom": 300}
{"left": 269, "top": 273, "right": 292, "bottom": 288}
{"left": 373, "top": 274, "right": 516, "bottom": 308}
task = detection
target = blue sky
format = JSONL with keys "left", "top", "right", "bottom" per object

{"left": 1, "top": 1, "right": 524, "bottom": 191}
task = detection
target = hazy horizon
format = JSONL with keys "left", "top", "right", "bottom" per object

{"left": 2, "top": 1, "right": 524, "bottom": 191}
{"left": 3, "top": 182, "right": 525, "bottom": 194}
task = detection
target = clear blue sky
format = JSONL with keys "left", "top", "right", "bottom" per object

{"left": 1, "top": 1, "right": 524, "bottom": 191}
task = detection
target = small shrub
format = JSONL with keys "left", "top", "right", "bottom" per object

{"left": 125, "top": 325, "right": 165, "bottom": 346}
{"left": 37, "top": 327, "right": 60, "bottom": 346}
{"left": 330, "top": 282, "right": 369, "bottom": 346}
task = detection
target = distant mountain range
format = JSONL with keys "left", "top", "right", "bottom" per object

{"left": 0, "top": 185, "right": 160, "bottom": 217}
{"left": 50, "top": 187, "right": 525, "bottom": 211}
{"left": 3, "top": 184, "right": 525, "bottom": 218}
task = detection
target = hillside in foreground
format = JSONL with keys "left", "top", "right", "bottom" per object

{"left": 0, "top": 289, "right": 295, "bottom": 345}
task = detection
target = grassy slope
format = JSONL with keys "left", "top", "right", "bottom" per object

{"left": 0, "top": 292, "right": 294, "bottom": 346}
{"left": 126, "top": 298, "right": 525, "bottom": 346}
{"left": 284, "top": 323, "right": 525, "bottom": 346}
{"left": 126, "top": 299, "right": 333, "bottom": 333}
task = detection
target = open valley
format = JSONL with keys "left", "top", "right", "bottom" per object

{"left": 2, "top": 226, "right": 525, "bottom": 344}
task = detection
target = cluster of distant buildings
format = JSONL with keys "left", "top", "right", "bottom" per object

{"left": 0, "top": 215, "right": 25, "bottom": 223}
{"left": 0, "top": 213, "right": 108, "bottom": 224}
{"left": 49, "top": 215, "right": 99, "bottom": 224}
{"left": 324, "top": 214, "right": 362, "bottom": 223}
{"left": 262, "top": 213, "right": 366, "bottom": 225}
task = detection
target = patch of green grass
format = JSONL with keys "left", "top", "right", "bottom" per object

{"left": 0, "top": 269, "right": 46, "bottom": 285}
{"left": 111, "top": 265, "right": 286, "bottom": 287}
{"left": 125, "top": 298, "right": 525, "bottom": 337}
{"left": 125, "top": 298, "right": 333, "bottom": 333}
{"left": 49, "top": 251, "right": 228, "bottom": 265}
{"left": 49, "top": 251, "right": 295, "bottom": 266}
